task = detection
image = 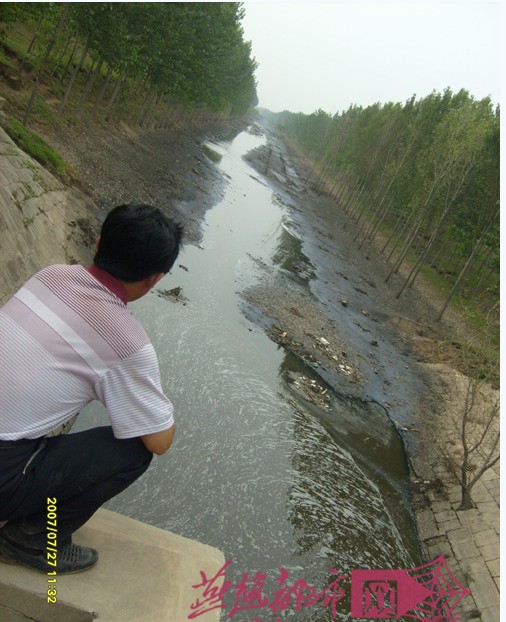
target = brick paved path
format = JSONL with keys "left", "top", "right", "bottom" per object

{"left": 416, "top": 463, "right": 500, "bottom": 622}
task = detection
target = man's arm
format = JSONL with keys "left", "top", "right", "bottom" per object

{"left": 141, "top": 424, "right": 176, "bottom": 455}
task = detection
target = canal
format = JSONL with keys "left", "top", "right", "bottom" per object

{"left": 78, "top": 127, "right": 421, "bottom": 620}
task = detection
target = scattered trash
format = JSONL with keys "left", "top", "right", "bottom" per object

{"left": 155, "top": 286, "right": 188, "bottom": 304}
{"left": 266, "top": 325, "right": 362, "bottom": 384}
{"left": 179, "top": 264, "right": 189, "bottom": 272}
{"left": 341, "top": 299, "right": 348, "bottom": 307}
{"left": 287, "top": 372, "right": 331, "bottom": 411}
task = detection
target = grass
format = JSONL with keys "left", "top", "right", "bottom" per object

{"left": 202, "top": 144, "right": 222, "bottom": 163}
{"left": 0, "top": 48, "right": 16, "bottom": 70}
{"left": 4, "top": 117, "right": 71, "bottom": 177}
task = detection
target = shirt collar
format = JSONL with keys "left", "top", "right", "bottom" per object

{"left": 86, "top": 264, "right": 128, "bottom": 304}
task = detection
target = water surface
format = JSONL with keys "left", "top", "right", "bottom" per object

{"left": 79, "top": 129, "right": 420, "bottom": 620}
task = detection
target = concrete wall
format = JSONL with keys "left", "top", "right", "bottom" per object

{"left": 0, "top": 127, "right": 96, "bottom": 304}
{"left": 0, "top": 510, "right": 225, "bottom": 622}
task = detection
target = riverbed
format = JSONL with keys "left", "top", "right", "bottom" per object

{"left": 77, "top": 125, "right": 423, "bottom": 620}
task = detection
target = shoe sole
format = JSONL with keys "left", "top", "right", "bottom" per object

{"left": 0, "top": 545, "right": 98, "bottom": 575}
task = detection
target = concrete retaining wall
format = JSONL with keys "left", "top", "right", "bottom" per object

{"left": 0, "top": 127, "right": 96, "bottom": 304}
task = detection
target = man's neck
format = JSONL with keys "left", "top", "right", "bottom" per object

{"left": 86, "top": 265, "right": 128, "bottom": 304}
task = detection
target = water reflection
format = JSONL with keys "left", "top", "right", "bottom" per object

{"left": 272, "top": 219, "right": 316, "bottom": 285}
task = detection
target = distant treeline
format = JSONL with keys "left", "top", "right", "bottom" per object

{"left": 0, "top": 2, "right": 258, "bottom": 124}
{"left": 278, "top": 89, "right": 499, "bottom": 323}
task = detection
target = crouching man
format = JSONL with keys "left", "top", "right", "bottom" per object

{"left": 0, "top": 204, "right": 182, "bottom": 573}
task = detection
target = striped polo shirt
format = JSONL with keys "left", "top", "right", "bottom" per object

{"left": 0, "top": 264, "right": 174, "bottom": 440}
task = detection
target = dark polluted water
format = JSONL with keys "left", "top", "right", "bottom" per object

{"left": 78, "top": 128, "right": 421, "bottom": 620}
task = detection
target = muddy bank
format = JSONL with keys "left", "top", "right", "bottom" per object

{"left": 241, "top": 128, "right": 441, "bottom": 437}
{"left": 34, "top": 117, "right": 247, "bottom": 245}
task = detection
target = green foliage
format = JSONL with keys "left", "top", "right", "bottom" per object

{"left": 0, "top": 48, "right": 15, "bottom": 69}
{"left": 202, "top": 144, "right": 222, "bottom": 163}
{"left": 4, "top": 118, "right": 70, "bottom": 176}
{"left": 1, "top": 2, "right": 257, "bottom": 118}
{"left": 279, "top": 89, "right": 499, "bottom": 321}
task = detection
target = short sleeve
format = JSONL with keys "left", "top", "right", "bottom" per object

{"left": 95, "top": 343, "right": 174, "bottom": 439}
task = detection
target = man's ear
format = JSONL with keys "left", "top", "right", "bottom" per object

{"left": 95, "top": 236, "right": 101, "bottom": 251}
{"left": 146, "top": 272, "right": 164, "bottom": 288}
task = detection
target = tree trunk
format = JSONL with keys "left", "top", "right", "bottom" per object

{"left": 334, "top": 177, "right": 348, "bottom": 205}
{"left": 380, "top": 206, "right": 405, "bottom": 255}
{"left": 343, "top": 180, "right": 366, "bottom": 229}
{"left": 361, "top": 196, "right": 393, "bottom": 249}
{"left": 437, "top": 240, "right": 460, "bottom": 277}
{"left": 23, "top": 6, "right": 69, "bottom": 125}
{"left": 397, "top": 201, "right": 455, "bottom": 297}
{"left": 91, "top": 65, "right": 112, "bottom": 116}
{"left": 133, "top": 84, "right": 153, "bottom": 124}
{"left": 59, "top": 35, "right": 79, "bottom": 85}
{"left": 112, "top": 77, "right": 134, "bottom": 122}
{"left": 19, "top": 12, "right": 45, "bottom": 75}
{"left": 49, "top": 30, "right": 73, "bottom": 80}
{"left": 386, "top": 203, "right": 429, "bottom": 281}
{"left": 436, "top": 206, "right": 499, "bottom": 321}
{"left": 73, "top": 57, "right": 102, "bottom": 120}
{"left": 457, "top": 487, "right": 476, "bottom": 511}
{"left": 139, "top": 91, "right": 157, "bottom": 126}
{"left": 304, "top": 151, "right": 326, "bottom": 186}
{"left": 102, "top": 71, "right": 125, "bottom": 121}
{"left": 26, "top": 13, "right": 45, "bottom": 56}
{"left": 58, "top": 34, "right": 91, "bottom": 115}
{"left": 384, "top": 206, "right": 416, "bottom": 263}
{"left": 467, "top": 245, "right": 495, "bottom": 300}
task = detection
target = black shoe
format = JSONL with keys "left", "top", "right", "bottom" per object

{"left": 0, "top": 531, "right": 98, "bottom": 574}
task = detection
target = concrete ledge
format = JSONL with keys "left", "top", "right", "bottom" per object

{"left": 0, "top": 509, "right": 224, "bottom": 622}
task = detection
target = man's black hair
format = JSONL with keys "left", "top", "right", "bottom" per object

{"left": 94, "top": 204, "right": 184, "bottom": 282}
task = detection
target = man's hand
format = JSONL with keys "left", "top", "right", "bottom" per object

{"left": 141, "top": 424, "right": 176, "bottom": 455}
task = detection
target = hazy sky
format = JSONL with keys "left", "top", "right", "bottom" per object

{"left": 241, "top": 0, "right": 501, "bottom": 114}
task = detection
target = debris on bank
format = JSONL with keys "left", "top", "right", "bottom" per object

{"left": 287, "top": 371, "right": 331, "bottom": 411}
{"left": 267, "top": 323, "right": 362, "bottom": 383}
{"left": 155, "top": 286, "right": 188, "bottom": 304}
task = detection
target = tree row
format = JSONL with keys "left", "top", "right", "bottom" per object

{"left": 0, "top": 2, "right": 258, "bottom": 125}
{"left": 277, "top": 89, "right": 499, "bottom": 324}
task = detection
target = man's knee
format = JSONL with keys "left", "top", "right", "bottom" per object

{"left": 47, "top": 426, "right": 153, "bottom": 476}
{"left": 116, "top": 435, "right": 153, "bottom": 471}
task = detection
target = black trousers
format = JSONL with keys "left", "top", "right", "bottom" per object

{"left": 0, "top": 426, "right": 152, "bottom": 548}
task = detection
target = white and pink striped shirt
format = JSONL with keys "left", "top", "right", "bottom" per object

{"left": 0, "top": 265, "right": 174, "bottom": 440}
